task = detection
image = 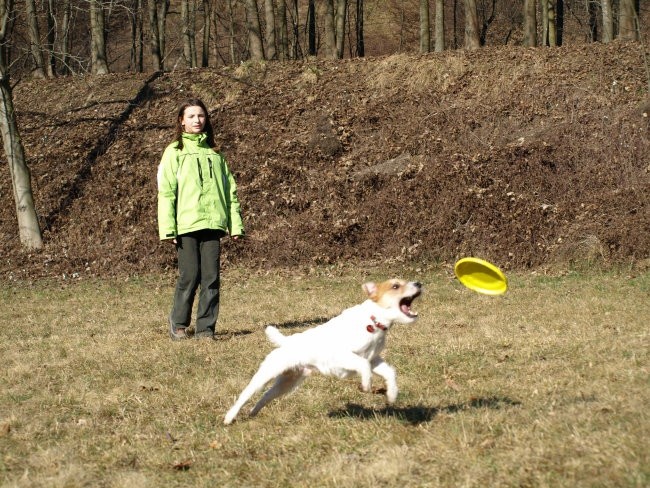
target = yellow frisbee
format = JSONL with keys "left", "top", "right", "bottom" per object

{"left": 454, "top": 257, "right": 508, "bottom": 295}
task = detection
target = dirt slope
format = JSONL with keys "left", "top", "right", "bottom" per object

{"left": 1, "top": 41, "right": 649, "bottom": 280}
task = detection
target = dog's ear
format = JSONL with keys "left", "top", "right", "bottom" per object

{"left": 362, "top": 282, "right": 377, "bottom": 299}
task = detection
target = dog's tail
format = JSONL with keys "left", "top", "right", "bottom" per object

{"left": 265, "top": 326, "right": 287, "bottom": 347}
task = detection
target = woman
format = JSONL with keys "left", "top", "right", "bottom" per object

{"left": 157, "top": 98, "right": 244, "bottom": 340}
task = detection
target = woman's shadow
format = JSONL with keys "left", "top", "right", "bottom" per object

{"left": 328, "top": 396, "right": 522, "bottom": 425}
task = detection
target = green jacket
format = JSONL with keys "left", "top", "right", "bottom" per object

{"left": 157, "top": 133, "right": 244, "bottom": 240}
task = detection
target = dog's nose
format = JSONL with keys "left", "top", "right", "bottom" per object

{"left": 414, "top": 282, "right": 422, "bottom": 289}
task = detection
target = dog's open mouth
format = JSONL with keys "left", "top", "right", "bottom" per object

{"left": 400, "top": 292, "right": 420, "bottom": 318}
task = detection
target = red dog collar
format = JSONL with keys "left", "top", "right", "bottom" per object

{"left": 366, "top": 315, "right": 387, "bottom": 333}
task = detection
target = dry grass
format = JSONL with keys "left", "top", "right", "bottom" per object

{"left": 0, "top": 265, "right": 648, "bottom": 487}
{"left": 366, "top": 53, "right": 469, "bottom": 94}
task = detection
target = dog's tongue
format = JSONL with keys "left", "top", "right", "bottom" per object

{"left": 401, "top": 303, "right": 417, "bottom": 317}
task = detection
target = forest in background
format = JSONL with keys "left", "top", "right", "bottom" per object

{"left": 0, "top": 1, "right": 648, "bottom": 278}
{"left": 0, "top": 39, "right": 648, "bottom": 279}
{"left": 3, "top": 0, "right": 649, "bottom": 78}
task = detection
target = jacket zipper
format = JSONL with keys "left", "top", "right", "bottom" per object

{"left": 208, "top": 158, "right": 213, "bottom": 179}
{"left": 197, "top": 158, "right": 203, "bottom": 186}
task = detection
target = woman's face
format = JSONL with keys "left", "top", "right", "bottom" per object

{"left": 180, "top": 105, "right": 206, "bottom": 134}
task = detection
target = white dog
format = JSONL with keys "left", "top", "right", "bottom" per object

{"left": 224, "top": 279, "right": 422, "bottom": 424}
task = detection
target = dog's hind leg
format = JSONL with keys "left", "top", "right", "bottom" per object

{"left": 224, "top": 351, "right": 299, "bottom": 425}
{"left": 371, "top": 358, "right": 398, "bottom": 404}
{"left": 249, "top": 368, "right": 306, "bottom": 417}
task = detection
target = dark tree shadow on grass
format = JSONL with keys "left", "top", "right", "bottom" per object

{"left": 43, "top": 72, "right": 162, "bottom": 232}
{"left": 328, "top": 396, "right": 522, "bottom": 425}
{"left": 269, "top": 317, "right": 329, "bottom": 330}
{"left": 214, "top": 317, "right": 329, "bottom": 339}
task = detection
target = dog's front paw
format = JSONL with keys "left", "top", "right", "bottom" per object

{"left": 224, "top": 410, "right": 237, "bottom": 425}
{"left": 386, "top": 386, "right": 398, "bottom": 404}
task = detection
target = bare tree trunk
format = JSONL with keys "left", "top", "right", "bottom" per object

{"left": 587, "top": 0, "right": 597, "bottom": 41}
{"left": 210, "top": 1, "right": 219, "bottom": 64}
{"left": 556, "top": 0, "right": 563, "bottom": 45}
{"left": 547, "top": 0, "right": 556, "bottom": 46}
{"left": 602, "top": 0, "right": 613, "bottom": 43}
{"left": 464, "top": 0, "right": 479, "bottom": 49}
{"left": 335, "top": 0, "right": 346, "bottom": 58}
{"left": 291, "top": 0, "right": 299, "bottom": 59}
{"left": 307, "top": 0, "right": 315, "bottom": 56}
{"left": 190, "top": 1, "right": 198, "bottom": 66}
{"left": 397, "top": 4, "right": 405, "bottom": 51}
{"left": 182, "top": 0, "right": 198, "bottom": 67}
{"left": 158, "top": 0, "right": 169, "bottom": 68}
{"left": 130, "top": 0, "right": 144, "bottom": 72}
{"left": 452, "top": 0, "right": 458, "bottom": 49}
{"left": 0, "top": 0, "right": 43, "bottom": 249}
{"left": 61, "top": 0, "right": 72, "bottom": 74}
{"left": 245, "top": 0, "right": 264, "bottom": 60}
{"left": 478, "top": 0, "right": 495, "bottom": 46}
{"left": 264, "top": 0, "right": 277, "bottom": 60}
{"left": 202, "top": 0, "right": 210, "bottom": 67}
{"left": 356, "top": 0, "right": 364, "bottom": 57}
{"left": 619, "top": 0, "right": 638, "bottom": 41}
{"left": 277, "top": 0, "right": 288, "bottom": 60}
{"left": 323, "top": 0, "right": 337, "bottom": 58}
{"left": 45, "top": 0, "right": 56, "bottom": 77}
{"left": 26, "top": 0, "right": 46, "bottom": 78}
{"left": 523, "top": 0, "right": 536, "bottom": 47}
{"left": 182, "top": 0, "right": 193, "bottom": 67}
{"left": 434, "top": 0, "right": 444, "bottom": 52}
{"left": 130, "top": 0, "right": 138, "bottom": 70}
{"left": 90, "top": 0, "right": 109, "bottom": 74}
{"left": 541, "top": 0, "right": 548, "bottom": 46}
{"left": 148, "top": 0, "right": 168, "bottom": 70}
{"left": 148, "top": 0, "right": 162, "bottom": 70}
{"left": 137, "top": 0, "right": 144, "bottom": 71}
{"left": 536, "top": 0, "right": 557, "bottom": 46}
{"left": 0, "top": 81, "right": 42, "bottom": 249}
{"left": 147, "top": 0, "right": 168, "bottom": 70}
{"left": 228, "top": 0, "right": 237, "bottom": 64}
{"left": 420, "top": 0, "right": 430, "bottom": 53}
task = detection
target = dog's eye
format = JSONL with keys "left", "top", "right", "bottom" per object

{"left": 392, "top": 283, "right": 400, "bottom": 290}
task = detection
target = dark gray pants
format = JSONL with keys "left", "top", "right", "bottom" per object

{"left": 170, "top": 229, "right": 224, "bottom": 335}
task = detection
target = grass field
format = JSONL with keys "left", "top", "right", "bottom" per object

{"left": 0, "top": 265, "right": 648, "bottom": 487}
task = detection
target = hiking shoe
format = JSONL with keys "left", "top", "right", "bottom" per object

{"left": 194, "top": 330, "right": 216, "bottom": 340}
{"left": 169, "top": 315, "right": 188, "bottom": 341}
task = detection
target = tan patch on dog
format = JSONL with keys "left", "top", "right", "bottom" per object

{"left": 370, "top": 279, "right": 409, "bottom": 308}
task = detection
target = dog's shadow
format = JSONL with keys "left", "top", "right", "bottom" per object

{"left": 328, "top": 396, "right": 522, "bottom": 425}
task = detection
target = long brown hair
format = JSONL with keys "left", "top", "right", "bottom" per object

{"left": 173, "top": 98, "right": 216, "bottom": 150}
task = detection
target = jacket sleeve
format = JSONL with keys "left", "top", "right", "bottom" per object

{"left": 157, "top": 145, "right": 179, "bottom": 240}
{"left": 222, "top": 158, "right": 245, "bottom": 236}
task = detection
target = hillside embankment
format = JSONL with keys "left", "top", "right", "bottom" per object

{"left": 1, "top": 41, "right": 649, "bottom": 280}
